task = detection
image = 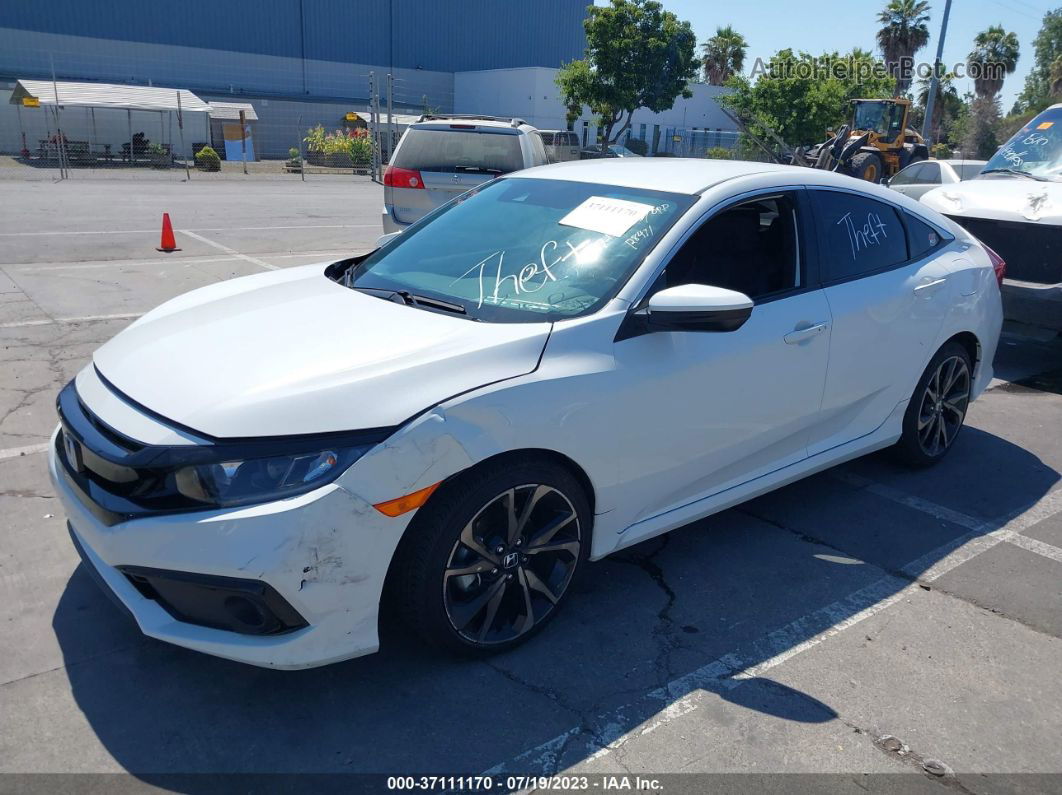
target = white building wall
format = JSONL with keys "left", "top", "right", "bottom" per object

{"left": 454, "top": 67, "right": 738, "bottom": 151}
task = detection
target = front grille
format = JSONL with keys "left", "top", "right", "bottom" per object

{"left": 947, "top": 215, "right": 1062, "bottom": 284}
{"left": 55, "top": 382, "right": 205, "bottom": 525}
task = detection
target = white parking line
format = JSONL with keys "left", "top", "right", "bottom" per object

{"left": 0, "top": 442, "right": 51, "bottom": 461}
{"left": 834, "top": 471, "right": 1062, "bottom": 569}
{"left": 0, "top": 312, "right": 142, "bottom": 330}
{"left": 178, "top": 230, "right": 279, "bottom": 271}
{"left": 11, "top": 250, "right": 353, "bottom": 272}
{"left": 0, "top": 224, "right": 378, "bottom": 237}
{"left": 485, "top": 481, "right": 1062, "bottom": 775}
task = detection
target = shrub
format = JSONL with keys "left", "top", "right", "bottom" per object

{"left": 930, "top": 142, "right": 952, "bottom": 160}
{"left": 195, "top": 145, "right": 221, "bottom": 171}
{"left": 624, "top": 137, "right": 649, "bottom": 156}
{"left": 304, "top": 125, "right": 372, "bottom": 166}
{"left": 706, "top": 146, "right": 732, "bottom": 160}
{"left": 289, "top": 146, "right": 300, "bottom": 161}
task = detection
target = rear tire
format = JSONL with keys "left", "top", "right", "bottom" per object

{"left": 848, "top": 151, "right": 883, "bottom": 182}
{"left": 891, "top": 342, "right": 973, "bottom": 468}
{"left": 390, "top": 456, "right": 591, "bottom": 656}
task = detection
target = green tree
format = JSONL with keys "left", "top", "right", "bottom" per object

{"left": 702, "top": 25, "right": 748, "bottom": 85}
{"left": 1050, "top": 54, "right": 1062, "bottom": 97}
{"left": 876, "top": 0, "right": 932, "bottom": 95}
{"left": 964, "top": 96, "right": 1001, "bottom": 158}
{"left": 555, "top": 0, "right": 698, "bottom": 145}
{"left": 968, "top": 25, "right": 1020, "bottom": 99}
{"left": 723, "top": 49, "right": 896, "bottom": 148}
{"left": 1015, "top": 8, "right": 1062, "bottom": 113}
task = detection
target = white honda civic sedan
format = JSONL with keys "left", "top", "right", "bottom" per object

{"left": 50, "top": 159, "right": 1003, "bottom": 668}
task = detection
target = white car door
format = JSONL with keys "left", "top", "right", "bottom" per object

{"left": 609, "top": 190, "right": 831, "bottom": 529}
{"left": 807, "top": 187, "right": 953, "bottom": 456}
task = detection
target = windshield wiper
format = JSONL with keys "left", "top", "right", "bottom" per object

{"left": 454, "top": 166, "right": 503, "bottom": 176}
{"left": 396, "top": 290, "right": 467, "bottom": 314}
{"left": 351, "top": 285, "right": 466, "bottom": 315}
{"left": 980, "top": 167, "right": 1049, "bottom": 181}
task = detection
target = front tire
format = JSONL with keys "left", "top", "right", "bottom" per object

{"left": 391, "top": 457, "right": 590, "bottom": 655}
{"left": 848, "top": 151, "right": 883, "bottom": 182}
{"left": 892, "top": 342, "right": 972, "bottom": 468}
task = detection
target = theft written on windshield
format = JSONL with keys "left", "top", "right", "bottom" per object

{"left": 982, "top": 108, "right": 1062, "bottom": 181}
{"left": 346, "top": 178, "right": 694, "bottom": 323}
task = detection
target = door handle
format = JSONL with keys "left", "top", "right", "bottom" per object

{"left": 914, "top": 277, "right": 947, "bottom": 296}
{"left": 784, "top": 322, "right": 828, "bottom": 344}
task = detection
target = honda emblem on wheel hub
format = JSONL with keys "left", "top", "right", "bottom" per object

{"left": 502, "top": 552, "right": 520, "bottom": 569}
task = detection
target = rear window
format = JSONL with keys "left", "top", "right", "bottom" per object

{"left": 955, "top": 163, "right": 985, "bottom": 180}
{"left": 394, "top": 128, "right": 524, "bottom": 174}
{"left": 905, "top": 213, "right": 945, "bottom": 259}
{"left": 540, "top": 132, "right": 555, "bottom": 145}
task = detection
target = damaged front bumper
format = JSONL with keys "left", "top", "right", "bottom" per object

{"left": 49, "top": 426, "right": 412, "bottom": 669}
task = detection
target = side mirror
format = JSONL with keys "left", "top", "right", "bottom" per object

{"left": 646, "top": 284, "right": 753, "bottom": 332}
{"left": 882, "top": 176, "right": 891, "bottom": 186}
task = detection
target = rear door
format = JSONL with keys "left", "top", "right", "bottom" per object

{"left": 807, "top": 188, "right": 953, "bottom": 455}
{"left": 386, "top": 125, "right": 524, "bottom": 226}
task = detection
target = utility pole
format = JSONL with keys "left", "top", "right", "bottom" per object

{"left": 922, "top": 0, "right": 953, "bottom": 146}
{"left": 239, "top": 108, "right": 248, "bottom": 175}
{"left": 386, "top": 73, "right": 394, "bottom": 166}
{"left": 369, "top": 71, "right": 377, "bottom": 181}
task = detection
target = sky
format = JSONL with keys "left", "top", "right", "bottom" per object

{"left": 600, "top": 0, "right": 1054, "bottom": 111}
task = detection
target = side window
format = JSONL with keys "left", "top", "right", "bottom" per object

{"left": 811, "top": 190, "right": 908, "bottom": 282}
{"left": 905, "top": 213, "right": 945, "bottom": 259}
{"left": 916, "top": 162, "right": 941, "bottom": 184}
{"left": 890, "top": 163, "right": 923, "bottom": 186}
{"left": 657, "top": 193, "right": 802, "bottom": 301}
{"left": 539, "top": 132, "right": 555, "bottom": 146}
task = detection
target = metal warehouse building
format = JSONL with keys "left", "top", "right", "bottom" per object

{"left": 0, "top": 0, "right": 589, "bottom": 157}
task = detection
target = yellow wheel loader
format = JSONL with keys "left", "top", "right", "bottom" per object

{"left": 802, "top": 98, "right": 930, "bottom": 182}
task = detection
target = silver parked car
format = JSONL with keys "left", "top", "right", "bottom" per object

{"left": 382, "top": 115, "right": 549, "bottom": 234}
{"left": 887, "top": 158, "right": 987, "bottom": 200}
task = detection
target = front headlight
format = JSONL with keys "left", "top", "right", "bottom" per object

{"left": 174, "top": 445, "right": 371, "bottom": 508}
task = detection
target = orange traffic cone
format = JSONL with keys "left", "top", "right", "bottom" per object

{"left": 156, "top": 213, "right": 180, "bottom": 252}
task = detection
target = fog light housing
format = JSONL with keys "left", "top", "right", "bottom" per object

{"left": 119, "top": 566, "right": 307, "bottom": 636}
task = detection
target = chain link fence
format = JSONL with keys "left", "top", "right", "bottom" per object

{"left": 0, "top": 33, "right": 453, "bottom": 182}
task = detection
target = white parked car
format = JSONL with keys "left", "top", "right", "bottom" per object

{"left": 922, "top": 104, "right": 1062, "bottom": 285}
{"left": 887, "top": 158, "right": 986, "bottom": 200}
{"left": 51, "top": 159, "right": 1003, "bottom": 669}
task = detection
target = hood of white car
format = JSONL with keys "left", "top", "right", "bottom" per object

{"left": 921, "top": 177, "right": 1062, "bottom": 225}
{"left": 92, "top": 264, "right": 551, "bottom": 438}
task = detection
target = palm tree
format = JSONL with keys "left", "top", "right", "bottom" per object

{"left": 702, "top": 25, "right": 747, "bottom": 85}
{"left": 968, "top": 25, "right": 1020, "bottom": 98}
{"left": 876, "top": 0, "right": 932, "bottom": 95}
{"left": 916, "top": 71, "right": 961, "bottom": 140}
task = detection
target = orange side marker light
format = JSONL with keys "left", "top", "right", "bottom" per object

{"left": 373, "top": 481, "right": 442, "bottom": 517}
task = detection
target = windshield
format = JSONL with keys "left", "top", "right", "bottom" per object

{"left": 393, "top": 128, "right": 524, "bottom": 174}
{"left": 348, "top": 178, "right": 694, "bottom": 322}
{"left": 981, "top": 107, "right": 1062, "bottom": 181}
{"left": 955, "top": 163, "right": 985, "bottom": 180}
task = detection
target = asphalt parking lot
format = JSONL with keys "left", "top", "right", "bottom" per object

{"left": 1, "top": 175, "right": 1061, "bottom": 792}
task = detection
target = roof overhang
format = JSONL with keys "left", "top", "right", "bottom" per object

{"left": 10, "top": 79, "right": 210, "bottom": 113}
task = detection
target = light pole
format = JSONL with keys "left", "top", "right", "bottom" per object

{"left": 922, "top": 0, "right": 953, "bottom": 146}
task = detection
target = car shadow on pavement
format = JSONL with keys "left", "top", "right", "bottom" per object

{"left": 51, "top": 424, "right": 1058, "bottom": 783}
